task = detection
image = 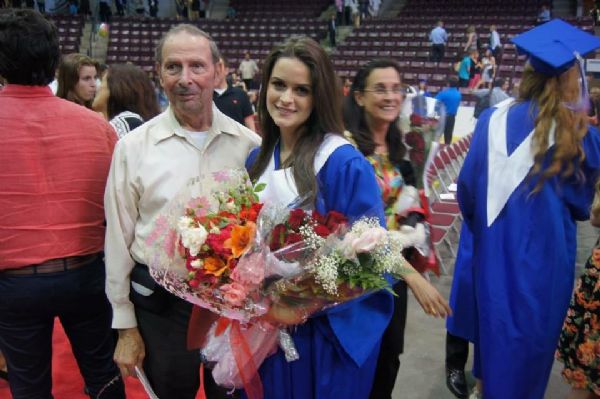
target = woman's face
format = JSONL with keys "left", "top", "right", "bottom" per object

{"left": 72, "top": 65, "right": 97, "bottom": 103}
{"left": 355, "top": 67, "right": 403, "bottom": 125}
{"left": 92, "top": 72, "right": 110, "bottom": 115}
{"left": 266, "top": 57, "right": 313, "bottom": 138}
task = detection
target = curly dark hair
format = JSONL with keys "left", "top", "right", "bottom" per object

{"left": 0, "top": 9, "right": 59, "bottom": 85}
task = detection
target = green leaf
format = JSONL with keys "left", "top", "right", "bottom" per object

{"left": 254, "top": 182, "right": 267, "bottom": 193}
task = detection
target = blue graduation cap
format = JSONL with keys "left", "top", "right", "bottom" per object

{"left": 511, "top": 19, "right": 600, "bottom": 76}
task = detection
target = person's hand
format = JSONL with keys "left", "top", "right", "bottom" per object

{"left": 403, "top": 272, "right": 452, "bottom": 318}
{"left": 114, "top": 327, "right": 145, "bottom": 378}
{"left": 262, "top": 298, "right": 324, "bottom": 326}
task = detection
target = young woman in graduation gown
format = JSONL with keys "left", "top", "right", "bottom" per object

{"left": 243, "top": 37, "right": 394, "bottom": 399}
{"left": 456, "top": 21, "right": 600, "bottom": 399}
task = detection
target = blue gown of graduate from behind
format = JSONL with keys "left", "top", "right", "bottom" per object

{"left": 457, "top": 100, "right": 600, "bottom": 399}
{"left": 243, "top": 142, "right": 394, "bottom": 399}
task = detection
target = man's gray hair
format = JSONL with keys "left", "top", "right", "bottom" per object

{"left": 155, "top": 24, "right": 221, "bottom": 66}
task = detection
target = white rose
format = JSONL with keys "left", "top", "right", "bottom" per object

{"left": 177, "top": 216, "right": 194, "bottom": 233}
{"left": 190, "top": 259, "right": 203, "bottom": 269}
{"left": 351, "top": 227, "right": 387, "bottom": 253}
{"left": 225, "top": 201, "right": 236, "bottom": 211}
{"left": 181, "top": 225, "right": 208, "bottom": 256}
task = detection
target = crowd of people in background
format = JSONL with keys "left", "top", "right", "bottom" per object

{"left": 2, "top": 4, "right": 600, "bottom": 399}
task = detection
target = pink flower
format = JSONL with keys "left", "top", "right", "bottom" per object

{"left": 187, "top": 197, "right": 210, "bottom": 216}
{"left": 230, "top": 252, "right": 265, "bottom": 286}
{"left": 212, "top": 170, "right": 231, "bottom": 182}
{"left": 347, "top": 227, "right": 387, "bottom": 255}
{"left": 220, "top": 282, "right": 248, "bottom": 307}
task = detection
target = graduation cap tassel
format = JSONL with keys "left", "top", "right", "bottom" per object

{"left": 562, "top": 51, "right": 590, "bottom": 113}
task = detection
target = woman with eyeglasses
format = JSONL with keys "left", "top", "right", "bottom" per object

{"left": 343, "top": 58, "right": 451, "bottom": 399}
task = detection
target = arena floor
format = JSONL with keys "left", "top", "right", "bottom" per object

{"left": 393, "top": 221, "right": 597, "bottom": 399}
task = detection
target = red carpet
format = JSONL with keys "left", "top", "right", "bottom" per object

{"left": 0, "top": 318, "right": 207, "bottom": 399}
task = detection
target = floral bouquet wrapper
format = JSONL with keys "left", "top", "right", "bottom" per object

{"left": 200, "top": 207, "right": 414, "bottom": 395}
{"left": 144, "top": 173, "right": 413, "bottom": 398}
{"left": 144, "top": 168, "right": 270, "bottom": 322}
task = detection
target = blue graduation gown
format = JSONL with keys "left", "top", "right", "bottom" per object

{"left": 446, "top": 223, "right": 477, "bottom": 344}
{"left": 243, "top": 143, "right": 394, "bottom": 399}
{"left": 457, "top": 101, "right": 600, "bottom": 399}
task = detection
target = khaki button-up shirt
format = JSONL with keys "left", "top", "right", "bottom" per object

{"left": 104, "top": 104, "right": 261, "bottom": 329}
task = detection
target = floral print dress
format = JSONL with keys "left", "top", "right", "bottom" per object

{"left": 367, "top": 152, "right": 404, "bottom": 231}
{"left": 556, "top": 238, "right": 600, "bottom": 394}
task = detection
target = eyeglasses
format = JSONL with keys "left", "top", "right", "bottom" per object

{"left": 362, "top": 87, "right": 405, "bottom": 96}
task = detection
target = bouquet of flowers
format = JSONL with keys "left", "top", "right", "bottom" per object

{"left": 145, "top": 169, "right": 269, "bottom": 321}
{"left": 404, "top": 95, "right": 445, "bottom": 188}
{"left": 145, "top": 169, "right": 411, "bottom": 397}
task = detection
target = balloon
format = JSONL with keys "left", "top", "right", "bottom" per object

{"left": 98, "top": 23, "right": 109, "bottom": 38}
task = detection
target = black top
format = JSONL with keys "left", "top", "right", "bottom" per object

{"left": 213, "top": 86, "right": 254, "bottom": 126}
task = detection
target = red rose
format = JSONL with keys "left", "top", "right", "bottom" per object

{"left": 240, "top": 202, "right": 263, "bottom": 222}
{"left": 218, "top": 210, "right": 237, "bottom": 221}
{"left": 270, "top": 223, "right": 287, "bottom": 251}
{"left": 284, "top": 232, "right": 303, "bottom": 246}
{"left": 325, "top": 211, "right": 348, "bottom": 232}
{"left": 188, "top": 279, "right": 200, "bottom": 288}
{"left": 313, "top": 224, "right": 331, "bottom": 238}
{"left": 409, "top": 149, "right": 425, "bottom": 165}
{"left": 206, "top": 225, "right": 233, "bottom": 258}
{"left": 410, "top": 113, "right": 423, "bottom": 126}
{"left": 287, "top": 209, "right": 306, "bottom": 230}
{"left": 311, "top": 210, "right": 327, "bottom": 225}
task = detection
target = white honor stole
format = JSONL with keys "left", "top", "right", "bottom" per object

{"left": 256, "top": 134, "right": 350, "bottom": 207}
{"left": 486, "top": 100, "right": 556, "bottom": 226}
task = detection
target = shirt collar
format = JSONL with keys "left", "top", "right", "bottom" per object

{"left": 153, "top": 103, "right": 241, "bottom": 145}
{"left": 0, "top": 84, "right": 54, "bottom": 97}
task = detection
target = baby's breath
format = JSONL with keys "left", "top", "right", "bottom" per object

{"left": 308, "top": 251, "right": 341, "bottom": 295}
{"left": 299, "top": 223, "right": 324, "bottom": 250}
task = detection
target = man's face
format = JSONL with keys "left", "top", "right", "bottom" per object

{"left": 158, "top": 32, "right": 218, "bottom": 117}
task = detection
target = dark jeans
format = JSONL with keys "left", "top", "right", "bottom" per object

{"left": 243, "top": 78, "right": 253, "bottom": 91}
{"left": 0, "top": 256, "right": 124, "bottom": 399}
{"left": 132, "top": 265, "right": 232, "bottom": 399}
{"left": 369, "top": 281, "right": 408, "bottom": 399}
{"left": 444, "top": 114, "right": 456, "bottom": 144}
{"left": 329, "top": 30, "right": 336, "bottom": 47}
{"left": 431, "top": 44, "right": 445, "bottom": 62}
{"left": 446, "top": 332, "right": 469, "bottom": 370}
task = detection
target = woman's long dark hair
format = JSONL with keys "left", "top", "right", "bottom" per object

{"left": 343, "top": 59, "right": 406, "bottom": 168}
{"left": 249, "top": 36, "right": 344, "bottom": 205}
{"left": 106, "top": 64, "right": 160, "bottom": 121}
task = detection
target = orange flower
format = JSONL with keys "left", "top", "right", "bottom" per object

{"left": 577, "top": 341, "right": 596, "bottom": 366}
{"left": 203, "top": 256, "right": 228, "bottom": 277}
{"left": 570, "top": 369, "right": 587, "bottom": 389}
{"left": 224, "top": 222, "right": 256, "bottom": 258}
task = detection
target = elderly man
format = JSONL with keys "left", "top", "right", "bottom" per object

{"left": 0, "top": 9, "right": 124, "bottom": 399}
{"left": 104, "top": 24, "right": 260, "bottom": 398}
